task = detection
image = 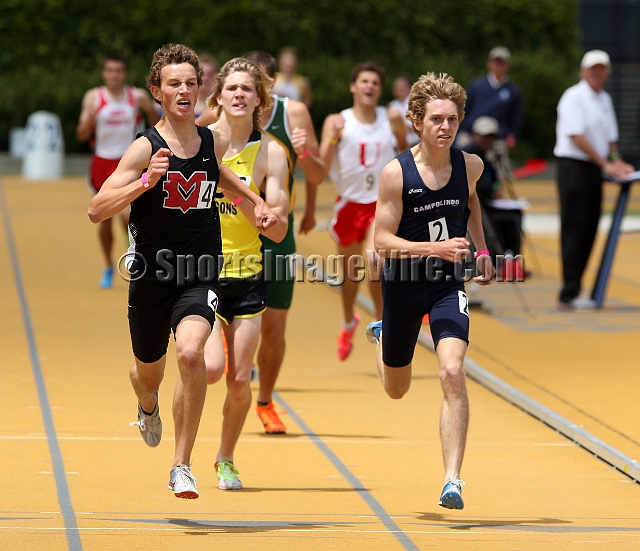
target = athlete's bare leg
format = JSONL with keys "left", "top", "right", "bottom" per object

{"left": 98, "top": 205, "right": 130, "bottom": 268}
{"left": 171, "top": 315, "right": 211, "bottom": 468}
{"left": 256, "top": 307, "right": 288, "bottom": 403}
{"left": 118, "top": 205, "right": 130, "bottom": 236}
{"left": 98, "top": 218, "right": 114, "bottom": 268}
{"left": 376, "top": 336, "right": 413, "bottom": 399}
{"left": 204, "top": 321, "right": 226, "bottom": 385}
{"left": 217, "top": 316, "right": 261, "bottom": 461}
{"left": 337, "top": 241, "right": 363, "bottom": 324}
{"left": 435, "top": 337, "right": 469, "bottom": 482}
{"left": 130, "top": 357, "right": 165, "bottom": 415}
{"left": 365, "top": 222, "right": 383, "bottom": 319}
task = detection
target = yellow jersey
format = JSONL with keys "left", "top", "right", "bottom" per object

{"left": 218, "top": 129, "right": 264, "bottom": 279}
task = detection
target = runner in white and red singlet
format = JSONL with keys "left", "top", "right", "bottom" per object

{"left": 77, "top": 55, "right": 158, "bottom": 288}
{"left": 319, "top": 61, "right": 408, "bottom": 361}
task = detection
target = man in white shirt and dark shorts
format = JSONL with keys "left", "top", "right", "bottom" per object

{"left": 554, "top": 50, "right": 634, "bottom": 310}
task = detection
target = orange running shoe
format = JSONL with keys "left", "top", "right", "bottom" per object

{"left": 256, "top": 401, "right": 287, "bottom": 434}
{"left": 337, "top": 313, "right": 360, "bottom": 361}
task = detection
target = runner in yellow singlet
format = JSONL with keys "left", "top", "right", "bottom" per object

{"left": 203, "top": 58, "right": 289, "bottom": 491}
{"left": 196, "top": 51, "right": 324, "bottom": 435}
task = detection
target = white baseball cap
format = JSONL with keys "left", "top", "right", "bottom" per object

{"left": 488, "top": 47, "right": 511, "bottom": 62}
{"left": 581, "top": 50, "right": 610, "bottom": 69}
{"left": 472, "top": 116, "right": 500, "bottom": 137}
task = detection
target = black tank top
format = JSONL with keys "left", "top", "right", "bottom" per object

{"left": 384, "top": 148, "right": 470, "bottom": 283}
{"left": 129, "top": 126, "right": 222, "bottom": 285}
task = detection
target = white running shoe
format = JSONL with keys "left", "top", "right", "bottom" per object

{"left": 168, "top": 464, "right": 199, "bottom": 499}
{"left": 571, "top": 296, "right": 597, "bottom": 310}
{"left": 130, "top": 392, "right": 162, "bottom": 447}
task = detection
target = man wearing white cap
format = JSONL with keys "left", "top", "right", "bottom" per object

{"left": 554, "top": 50, "right": 634, "bottom": 310}
{"left": 461, "top": 116, "right": 524, "bottom": 262}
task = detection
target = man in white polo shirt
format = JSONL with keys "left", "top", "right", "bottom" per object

{"left": 554, "top": 49, "right": 634, "bottom": 310}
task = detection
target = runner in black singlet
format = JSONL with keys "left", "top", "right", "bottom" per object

{"left": 88, "top": 44, "right": 276, "bottom": 500}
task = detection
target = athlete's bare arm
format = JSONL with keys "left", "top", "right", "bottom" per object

{"left": 387, "top": 107, "right": 409, "bottom": 153}
{"left": 286, "top": 99, "right": 325, "bottom": 185}
{"left": 135, "top": 87, "right": 160, "bottom": 127}
{"left": 374, "top": 158, "right": 471, "bottom": 262}
{"left": 234, "top": 136, "right": 289, "bottom": 243}
{"left": 300, "top": 75, "right": 313, "bottom": 108}
{"left": 463, "top": 151, "right": 495, "bottom": 284}
{"left": 195, "top": 107, "right": 219, "bottom": 127}
{"left": 319, "top": 113, "right": 345, "bottom": 180}
{"left": 76, "top": 88, "right": 98, "bottom": 143}
{"left": 87, "top": 137, "right": 159, "bottom": 222}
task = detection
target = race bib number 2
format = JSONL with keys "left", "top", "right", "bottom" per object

{"left": 428, "top": 217, "right": 450, "bottom": 242}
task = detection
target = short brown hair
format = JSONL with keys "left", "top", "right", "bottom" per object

{"left": 146, "top": 44, "right": 203, "bottom": 104}
{"left": 350, "top": 61, "right": 385, "bottom": 86}
{"left": 103, "top": 55, "right": 127, "bottom": 70}
{"left": 209, "top": 57, "right": 273, "bottom": 131}
{"left": 406, "top": 73, "right": 467, "bottom": 138}
{"left": 242, "top": 51, "right": 277, "bottom": 79}
{"left": 198, "top": 53, "right": 219, "bottom": 73}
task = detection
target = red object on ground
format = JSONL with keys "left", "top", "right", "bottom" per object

{"left": 512, "top": 159, "right": 548, "bottom": 179}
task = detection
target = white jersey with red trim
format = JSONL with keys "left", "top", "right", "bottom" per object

{"left": 329, "top": 106, "right": 396, "bottom": 204}
{"left": 93, "top": 86, "right": 140, "bottom": 159}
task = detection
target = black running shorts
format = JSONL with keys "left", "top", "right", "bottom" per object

{"left": 216, "top": 272, "right": 267, "bottom": 325}
{"left": 128, "top": 281, "right": 219, "bottom": 363}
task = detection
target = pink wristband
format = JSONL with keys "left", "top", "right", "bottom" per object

{"left": 474, "top": 249, "right": 490, "bottom": 259}
{"left": 232, "top": 197, "right": 243, "bottom": 206}
{"left": 141, "top": 172, "right": 150, "bottom": 189}
{"left": 297, "top": 148, "right": 309, "bottom": 159}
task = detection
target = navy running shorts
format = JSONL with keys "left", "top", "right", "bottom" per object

{"left": 381, "top": 279, "right": 470, "bottom": 368}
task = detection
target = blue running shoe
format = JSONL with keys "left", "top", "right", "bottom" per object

{"left": 439, "top": 479, "right": 465, "bottom": 509}
{"left": 366, "top": 320, "right": 382, "bottom": 344}
{"left": 100, "top": 266, "right": 114, "bottom": 289}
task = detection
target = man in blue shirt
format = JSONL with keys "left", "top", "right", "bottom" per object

{"left": 457, "top": 47, "right": 524, "bottom": 151}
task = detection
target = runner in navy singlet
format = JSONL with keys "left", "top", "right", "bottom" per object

{"left": 367, "top": 72, "right": 494, "bottom": 511}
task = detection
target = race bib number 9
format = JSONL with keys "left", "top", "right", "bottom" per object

{"left": 364, "top": 172, "right": 377, "bottom": 191}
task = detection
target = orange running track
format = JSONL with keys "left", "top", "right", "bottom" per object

{"left": 0, "top": 174, "right": 639, "bottom": 550}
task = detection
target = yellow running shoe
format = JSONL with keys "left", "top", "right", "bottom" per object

{"left": 215, "top": 460, "right": 242, "bottom": 490}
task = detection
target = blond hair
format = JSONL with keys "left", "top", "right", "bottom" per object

{"left": 208, "top": 57, "right": 273, "bottom": 130}
{"left": 406, "top": 73, "right": 466, "bottom": 138}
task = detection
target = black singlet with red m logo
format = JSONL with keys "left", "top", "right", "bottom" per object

{"left": 384, "top": 148, "right": 470, "bottom": 282}
{"left": 129, "top": 126, "right": 222, "bottom": 285}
